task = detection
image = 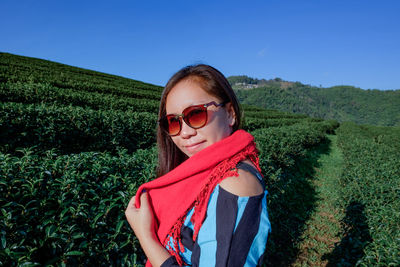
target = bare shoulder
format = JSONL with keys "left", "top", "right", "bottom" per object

{"left": 219, "top": 160, "right": 264, "bottom": 197}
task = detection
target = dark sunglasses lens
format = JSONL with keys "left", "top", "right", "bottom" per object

{"left": 167, "top": 115, "right": 181, "bottom": 136}
{"left": 185, "top": 107, "right": 207, "bottom": 128}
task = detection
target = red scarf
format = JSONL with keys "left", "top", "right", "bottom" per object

{"left": 134, "top": 130, "right": 261, "bottom": 266}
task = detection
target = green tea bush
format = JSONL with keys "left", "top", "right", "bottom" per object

{"left": 241, "top": 104, "right": 268, "bottom": 112}
{"left": 0, "top": 52, "right": 163, "bottom": 94}
{"left": 0, "top": 82, "right": 160, "bottom": 113}
{"left": 244, "top": 110, "right": 309, "bottom": 119}
{"left": 243, "top": 117, "right": 324, "bottom": 131}
{"left": 0, "top": 102, "right": 157, "bottom": 155}
{"left": 49, "top": 80, "right": 161, "bottom": 100}
{"left": 0, "top": 146, "right": 157, "bottom": 266}
{"left": 252, "top": 122, "right": 328, "bottom": 185}
{"left": 311, "top": 119, "right": 340, "bottom": 134}
{"left": 336, "top": 122, "right": 400, "bottom": 265}
{"left": 252, "top": 122, "right": 332, "bottom": 266}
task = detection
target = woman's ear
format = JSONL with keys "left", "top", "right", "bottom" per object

{"left": 225, "top": 102, "right": 236, "bottom": 127}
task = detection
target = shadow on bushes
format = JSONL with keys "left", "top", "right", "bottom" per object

{"left": 322, "top": 201, "right": 372, "bottom": 266}
{"left": 263, "top": 138, "right": 331, "bottom": 266}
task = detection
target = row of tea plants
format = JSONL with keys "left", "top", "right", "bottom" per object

{"left": 335, "top": 122, "right": 400, "bottom": 266}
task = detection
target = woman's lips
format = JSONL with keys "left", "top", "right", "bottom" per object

{"left": 184, "top": 141, "right": 206, "bottom": 154}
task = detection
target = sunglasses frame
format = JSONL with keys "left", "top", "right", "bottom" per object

{"left": 159, "top": 101, "right": 227, "bottom": 136}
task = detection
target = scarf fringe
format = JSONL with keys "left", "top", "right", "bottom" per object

{"left": 163, "top": 141, "right": 260, "bottom": 266}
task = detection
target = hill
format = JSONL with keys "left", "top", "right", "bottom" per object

{"left": 228, "top": 75, "right": 400, "bottom": 127}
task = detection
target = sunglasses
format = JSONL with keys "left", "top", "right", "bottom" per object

{"left": 159, "top": 101, "right": 227, "bottom": 136}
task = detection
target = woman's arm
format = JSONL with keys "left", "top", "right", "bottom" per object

{"left": 125, "top": 192, "right": 172, "bottom": 267}
{"left": 188, "top": 164, "right": 269, "bottom": 266}
{"left": 219, "top": 159, "right": 264, "bottom": 197}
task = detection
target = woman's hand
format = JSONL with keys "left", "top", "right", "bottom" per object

{"left": 125, "top": 192, "right": 172, "bottom": 267}
{"left": 125, "top": 192, "right": 157, "bottom": 240}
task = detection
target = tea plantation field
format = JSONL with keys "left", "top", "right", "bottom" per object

{"left": 1, "top": 52, "right": 399, "bottom": 266}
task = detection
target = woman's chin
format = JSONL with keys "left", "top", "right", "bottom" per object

{"left": 183, "top": 141, "right": 207, "bottom": 157}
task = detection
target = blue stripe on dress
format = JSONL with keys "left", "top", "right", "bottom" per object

{"left": 234, "top": 195, "right": 249, "bottom": 232}
{"left": 183, "top": 207, "right": 195, "bottom": 229}
{"left": 194, "top": 185, "right": 219, "bottom": 266}
{"left": 163, "top": 185, "right": 270, "bottom": 267}
{"left": 244, "top": 192, "right": 271, "bottom": 267}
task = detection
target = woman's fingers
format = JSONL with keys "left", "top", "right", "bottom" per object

{"left": 125, "top": 197, "right": 136, "bottom": 223}
{"left": 140, "top": 192, "right": 149, "bottom": 208}
{"left": 125, "top": 192, "right": 156, "bottom": 238}
{"left": 125, "top": 192, "right": 148, "bottom": 216}
{"left": 127, "top": 195, "right": 136, "bottom": 209}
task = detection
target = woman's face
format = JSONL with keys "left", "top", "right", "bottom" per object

{"left": 165, "top": 78, "right": 235, "bottom": 157}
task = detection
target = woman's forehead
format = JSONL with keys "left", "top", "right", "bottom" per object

{"left": 165, "top": 79, "right": 218, "bottom": 113}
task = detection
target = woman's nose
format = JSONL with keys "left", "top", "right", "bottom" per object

{"left": 180, "top": 119, "right": 197, "bottom": 138}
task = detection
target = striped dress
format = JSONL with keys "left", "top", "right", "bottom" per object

{"left": 161, "top": 162, "right": 271, "bottom": 267}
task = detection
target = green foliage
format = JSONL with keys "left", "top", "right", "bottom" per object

{"left": 335, "top": 122, "right": 400, "bottom": 265}
{"left": 227, "top": 75, "right": 259, "bottom": 85}
{"left": 227, "top": 75, "right": 289, "bottom": 88}
{"left": 243, "top": 117, "right": 306, "bottom": 131}
{"left": 233, "top": 80, "right": 400, "bottom": 127}
{"left": 0, "top": 147, "right": 157, "bottom": 266}
{"left": 0, "top": 102, "right": 157, "bottom": 155}
{"left": 241, "top": 104, "right": 269, "bottom": 112}
{"left": 245, "top": 111, "right": 308, "bottom": 119}
{"left": 252, "top": 122, "right": 333, "bottom": 266}
{"left": 0, "top": 52, "right": 163, "bottom": 93}
{"left": 0, "top": 82, "right": 160, "bottom": 113}
{"left": 252, "top": 122, "right": 329, "bottom": 181}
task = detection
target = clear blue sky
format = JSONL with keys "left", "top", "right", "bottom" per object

{"left": 1, "top": 0, "right": 399, "bottom": 90}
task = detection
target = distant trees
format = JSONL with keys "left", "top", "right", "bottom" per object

{"left": 231, "top": 76, "right": 400, "bottom": 127}
{"left": 227, "top": 75, "right": 259, "bottom": 85}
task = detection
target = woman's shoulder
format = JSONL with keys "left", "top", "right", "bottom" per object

{"left": 219, "top": 160, "right": 265, "bottom": 197}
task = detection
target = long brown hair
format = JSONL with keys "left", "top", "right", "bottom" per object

{"left": 157, "top": 64, "right": 242, "bottom": 177}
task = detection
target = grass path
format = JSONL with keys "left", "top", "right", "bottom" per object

{"left": 292, "top": 135, "right": 345, "bottom": 266}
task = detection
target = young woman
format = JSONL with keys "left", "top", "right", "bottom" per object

{"left": 125, "top": 64, "right": 271, "bottom": 267}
